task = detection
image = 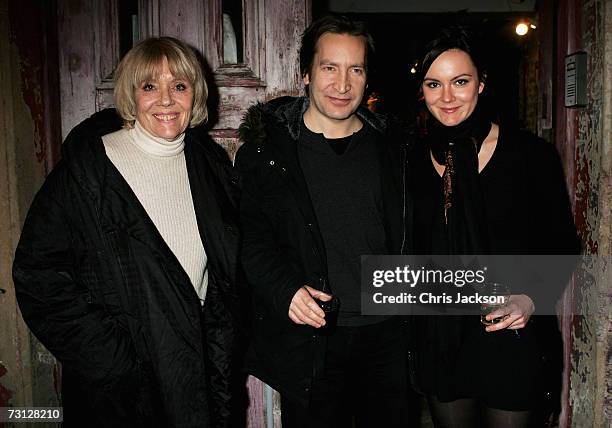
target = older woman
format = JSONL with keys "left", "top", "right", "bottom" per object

{"left": 13, "top": 37, "right": 242, "bottom": 427}
{"left": 410, "top": 28, "right": 579, "bottom": 427}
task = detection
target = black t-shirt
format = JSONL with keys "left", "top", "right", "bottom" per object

{"left": 298, "top": 121, "right": 388, "bottom": 326}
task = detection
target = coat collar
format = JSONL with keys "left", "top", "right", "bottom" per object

{"left": 60, "top": 109, "right": 234, "bottom": 296}
{"left": 238, "top": 96, "right": 413, "bottom": 255}
{"left": 61, "top": 109, "right": 124, "bottom": 209}
{"left": 239, "top": 96, "right": 390, "bottom": 146}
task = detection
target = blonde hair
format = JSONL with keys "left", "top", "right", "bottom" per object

{"left": 114, "top": 37, "right": 208, "bottom": 128}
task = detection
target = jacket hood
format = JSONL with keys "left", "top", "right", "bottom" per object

{"left": 238, "top": 96, "right": 391, "bottom": 146}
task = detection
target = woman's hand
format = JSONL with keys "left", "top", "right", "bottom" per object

{"left": 484, "top": 294, "right": 535, "bottom": 332}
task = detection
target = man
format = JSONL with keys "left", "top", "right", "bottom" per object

{"left": 236, "top": 15, "right": 413, "bottom": 427}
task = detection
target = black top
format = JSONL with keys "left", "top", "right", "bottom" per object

{"left": 414, "top": 130, "right": 511, "bottom": 254}
{"left": 236, "top": 96, "right": 411, "bottom": 405}
{"left": 298, "top": 121, "right": 388, "bottom": 326}
{"left": 410, "top": 126, "right": 579, "bottom": 409}
{"left": 414, "top": 129, "right": 577, "bottom": 256}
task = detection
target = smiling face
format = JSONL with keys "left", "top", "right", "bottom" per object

{"left": 135, "top": 57, "right": 194, "bottom": 141}
{"left": 302, "top": 32, "right": 367, "bottom": 133}
{"left": 422, "top": 49, "right": 484, "bottom": 127}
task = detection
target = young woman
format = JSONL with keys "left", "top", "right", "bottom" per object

{"left": 410, "top": 27, "right": 579, "bottom": 427}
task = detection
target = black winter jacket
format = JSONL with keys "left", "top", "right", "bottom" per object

{"left": 235, "top": 96, "right": 413, "bottom": 405}
{"left": 13, "top": 109, "right": 243, "bottom": 427}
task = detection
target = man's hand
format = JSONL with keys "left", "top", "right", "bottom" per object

{"left": 288, "top": 285, "right": 332, "bottom": 328}
{"left": 485, "top": 294, "right": 535, "bottom": 332}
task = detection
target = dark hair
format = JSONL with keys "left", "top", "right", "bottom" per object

{"left": 418, "top": 26, "right": 486, "bottom": 85}
{"left": 299, "top": 14, "right": 375, "bottom": 79}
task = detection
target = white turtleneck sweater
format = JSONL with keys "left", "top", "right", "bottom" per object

{"left": 102, "top": 121, "right": 208, "bottom": 302}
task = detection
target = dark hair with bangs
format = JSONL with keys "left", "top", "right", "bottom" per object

{"left": 418, "top": 26, "right": 487, "bottom": 86}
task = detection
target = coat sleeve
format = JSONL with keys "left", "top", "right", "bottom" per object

{"left": 234, "top": 143, "right": 306, "bottom": 321}
{"left": 530, "top": 140, "right": 580, "bottom": 254}
{"left": 12, "top": 169, "right": 138, "bottom": 387}
{"left": 202, "top": 275, "right": 236, "bottom": 428}
{"left": 523, "top": 137, "right": 581, "bottom": 312}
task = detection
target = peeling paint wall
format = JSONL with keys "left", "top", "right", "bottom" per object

{"left": 519, "top": 34, "right": 539, "bottom": 133}
{"left": 569, "top": 0, "right": 612, "bottom": 426}
{"left": 1, "top": 0, "right": 36, "bottom": 410}
{"left": 0, "top": 0, "right": 61, "bottom": 415}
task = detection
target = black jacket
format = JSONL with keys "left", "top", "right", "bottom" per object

{"left": 235, "top": 96, "right": 413, "bottom": 405}
{"left": 13, "top": 109, "right": 243, "bottom": 427}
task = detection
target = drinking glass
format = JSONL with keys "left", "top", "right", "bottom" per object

{"left": 480, "top": 282, "right": 511, "bottom": 325}
{"left": 315, "top": 277, "right": 339, "bottom": 314}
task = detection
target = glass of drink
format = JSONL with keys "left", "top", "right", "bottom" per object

{"left": 315, "top": 278, "right": 339, "bottom": 315}
{"left": 480, "top": 282, "right": 511, "bottom": 325}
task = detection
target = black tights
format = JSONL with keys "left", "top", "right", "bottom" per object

{"left": 427, "top": 397, "right": 533, "bottom": 428}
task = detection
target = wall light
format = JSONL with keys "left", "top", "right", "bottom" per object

{"left": 515, "top": 19, "right": 537, "bottom": 36}
{"left": 515, "top": 22, "right": 529, "bottom": 36}
{"left": 410, "top": 61, "right": 418, "bottom": 75}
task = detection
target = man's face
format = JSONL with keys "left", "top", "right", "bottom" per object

{"left": 303, "top": 33, "right": 367, "bottom": 128}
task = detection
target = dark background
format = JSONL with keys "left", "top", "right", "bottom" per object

{"left": 312, "top": 6, "right": 537, "bottom": 129}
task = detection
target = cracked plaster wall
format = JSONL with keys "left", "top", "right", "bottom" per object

{"left": 569, "top": 0, "right": 612, "bottom": 426}
{"left": 0, "top": 0, "right": 61, "bottom": 414}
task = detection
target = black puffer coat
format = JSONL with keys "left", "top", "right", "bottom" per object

{"left": 13, "top": 109, "right": 243, "bottom": 427}
{"left": 235, "top": 96, "right": 413, "bottom": 406}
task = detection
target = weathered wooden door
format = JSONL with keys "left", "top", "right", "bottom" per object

{"left": 58, "top": 0, "right": 310, "bottom": 155}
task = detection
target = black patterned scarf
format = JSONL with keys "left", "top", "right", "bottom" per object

{"left": 426, "top": 102, "right": 492, "bottom": 254}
